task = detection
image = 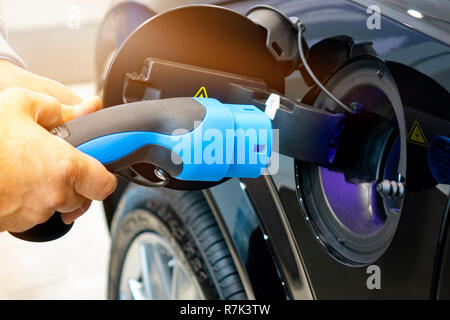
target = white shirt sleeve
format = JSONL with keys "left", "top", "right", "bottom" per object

{"left": 0, "top": 17, "right": 27, "bottom": 68}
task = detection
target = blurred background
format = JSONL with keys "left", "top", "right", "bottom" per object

{"left": 0, "top": 0, "right": 210, "bottom": 83}
{"left": 0, "top": 0, "right": 113, "bottom": 299}
{"left": 0, "top": 0, "right": 112, "bottom": 83}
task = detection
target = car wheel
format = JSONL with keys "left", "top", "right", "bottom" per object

{"left": 107, "top": 186, "right": 247, "bottom": 300}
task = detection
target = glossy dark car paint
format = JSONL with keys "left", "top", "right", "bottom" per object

{"left": 101, "top": 0, "right": 450, "bottom": 299}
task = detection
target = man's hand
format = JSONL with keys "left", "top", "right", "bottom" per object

{"left": 0, "top": 87, "right": 117, "bottom": 233}
{"left": 0, "top": 60, "right": 84, "bottom": 106}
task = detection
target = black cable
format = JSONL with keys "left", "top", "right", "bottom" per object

{"left": 297, "top": 22, "right": 355, "bottom": 113}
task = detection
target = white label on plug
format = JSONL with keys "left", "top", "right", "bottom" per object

{"left": 265, "top": 93, "right": 280, "bottom": 120}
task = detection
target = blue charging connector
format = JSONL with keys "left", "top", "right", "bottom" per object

{"left": 75, "top": 98, "right": 273, "bottom": 182}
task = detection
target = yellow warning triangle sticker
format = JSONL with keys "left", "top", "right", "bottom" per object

{"left": 194, "top": 86, "right": 208, "bottom": 98}
{"left": 407, "top": 120, "right": 428, "bottom": 146}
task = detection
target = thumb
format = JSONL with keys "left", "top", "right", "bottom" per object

{"left": 61, "top": 96, "right": 103, "bottom": 123}
{"left": 33, "top": 93, "right": 102, "bottom": 128}
{"left": 37, "top": 75, "right": 83, "bottom": 106}
{"left": 4, "top": 88, "right": 102, "bottom": 129}
{"left": 1, "top": 88, "right": 65, "bottom": 129}
{"left": 74, "top": 96, "right": 103, "bottom": 118}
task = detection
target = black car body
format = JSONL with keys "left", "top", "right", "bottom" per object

{"left": 98, "top": 0, "right": 450, "bottom": 299}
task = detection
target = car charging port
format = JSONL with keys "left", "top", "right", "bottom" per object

{"left": 296, "top": 58, "right": 407, "bottom": 266}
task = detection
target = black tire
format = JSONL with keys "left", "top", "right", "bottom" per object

{"left": 108, "top": 185, "right": 247, "bottom": 300}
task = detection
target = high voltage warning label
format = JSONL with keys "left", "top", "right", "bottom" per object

{"left": 407, "top": 120, "right": 428, "bottom": 146}
{"left": 194, "top": 86, "right": 208, "bottom": 98}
